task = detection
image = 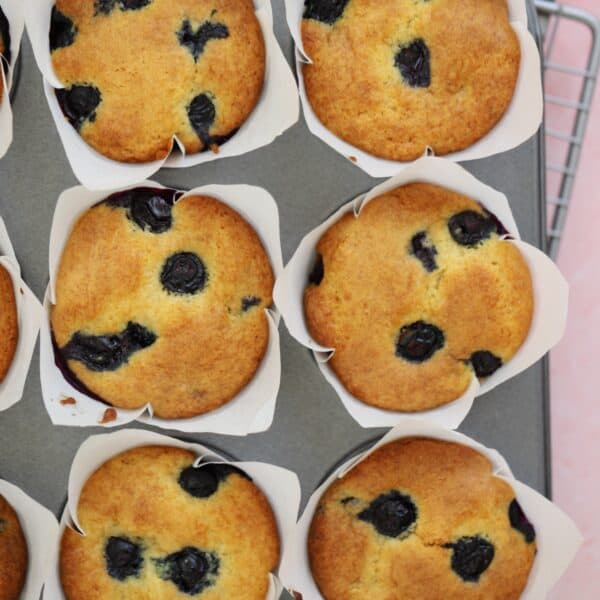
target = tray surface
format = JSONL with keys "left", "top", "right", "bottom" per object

{"left": 0, "top": 0, "right": 548, "bottom": 529}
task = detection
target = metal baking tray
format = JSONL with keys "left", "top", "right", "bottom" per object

{"left": 0, "top": 0, "right": 549, "bottom": 550}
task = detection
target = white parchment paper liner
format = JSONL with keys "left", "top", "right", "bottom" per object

{"left": 274, "top": 158, "right": 568, "bottom": 429}
{"left": 24, "top": 0, "right": 299, "bottom": 190}
{"left": 0, "top": 0, "right": 25, "bottom": 159}
{"left": 284, "top": 0, "right": 542, "bottom": 177}
{"left": 43, "top": 429, "right": 301, "bottom": 600}
{"left": 0, "top": 217, "right": 44, "bottom": 412}
{"left": 0, "top": 479, "right": 59, "bottom": 600}
{"left": 40, "top": 181, "right": 283, "bottom": 434}
{"left": 280, "top": 420, "right": 583, "bottom": 600}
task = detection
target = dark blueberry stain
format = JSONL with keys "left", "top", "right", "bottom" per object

{"left": 0, "top": 7, "right": 11, "bottom": 68}
{"left": 106, "top": 187, "right": 177, "bottom": 234}
{"left": 395, "top": 39, "right": 431, "bottom": 88}
{"left": 179, "top": 463, "right": 251, "bottom": 499}
{"left": 95, "top": 0, "right": 152, "bottom": 14}
{"left": 358, "top": 491, "right": 417, "bottom": 539}
{"left": 445, "top": 536, "right": 495, "bottom": 582}
{"left": 56, "top": 85, "right": 101, "bottom": 131}
{"left": 161, "top": 252, "right": 207, "bottom": 295}
{"left": 410, "top": 231, "right": 438, "bottom": 272}
{"left": 448, "top": 210, "right": 497, "bottom": 247}
{"left": 309, "top": 254, "right": 324, "bottom": 285}
{"left": 187, "top": 93, "right": 238, "bottom": 151}
{"left": 105, "top": 536, "right": 143, "bottom": 581}
{"left": 154, "top": 547, "right": 219, "bottom": 595}
{"left": 177, "top": 20, "right": 229, "bottom": 62}
{"left": 509, "top": 499, "right": 536, "bottom": 544}
{"left": 241, "top": 296, "right": 261, "bottom": 312}
{"left": 340, "top": 496, "right": 358, "bottom": 506}
{"left": 62, "top": 322, "right": 157, "bottom": 372}
{"left": 396, "top": 321, "right": 444, "bottom": 363}
{"left": 50, "top": 7, "right": 77, "bottom": 51}
{"left": 303, "top": 0, "right": 350, "bottom": 24}
{"left": 470, "top": 351, "right": 503, "bottom": 379}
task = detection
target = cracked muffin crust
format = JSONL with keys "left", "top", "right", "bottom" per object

{"left": 301, "top": 0, "right": 520, "bottom": 161}
{"left": 308, "top": 438, "right": 536, "bottom": 600}
{"left": 51, "top": 188, "right": 274, "bottom": 419}
{"left": 0, "top": 494, "right": 28, "bottom": 600}
{"left": 304, "top": 182, "right": 533, "bottom": 412}
{"left": 60, "top": 446, "right": 280, "bottom": 599}
{"left": 0, "top": 265, "right": 18, "bottom": 384}
{"left": 50, "top": 0, "right": 265, "bottom": 162}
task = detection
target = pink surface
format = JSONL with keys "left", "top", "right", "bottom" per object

{"left": 545, "top": 1, "right": 600, "bottom": 598}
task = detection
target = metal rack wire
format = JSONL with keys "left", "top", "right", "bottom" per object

{"left": 535, "top": 0, "right": 600, "bottom": 258}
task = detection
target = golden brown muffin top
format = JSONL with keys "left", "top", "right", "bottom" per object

{"left": 302, "top": 0, "right": 520, "bottom": 160}
{"left": 305, "top": 182, "right": 533, "bottom": 412}
{"left": 51, "top": 189, "right": 274, "bottom": 419}
{"left": 309, "top": 438, "right": 537, "bottom": 600}
{"left": 0, "top": 494, "right": 28, "bottom": 600}
{"left": 61, "top": 445, "right": 280, "bottom": 600}
{"left": 0, "top": 265, "right": 18, "bottom": 384}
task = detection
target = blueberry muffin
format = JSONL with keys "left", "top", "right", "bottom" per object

{"left": 0, "top": 5, "right": 11, "bottom": 103}
{"left": 309, "top": 438, "right": 537, "bottom": 599}
{"left": 304, "top": 183, "right": 533, "bottom": 412}
{"left": 302, "top": 0, "right": 520, "bottom": 161}
{"left": 61, "top": 446, "right": 280, "bottom": 599}
{"left": 51, "top": 188, "right": 274, "bottom": 419}
{"left": 0, "top": 494, "right": 28, "bottom": 600}
{"left": 49, "top": 0, "right": 265, "bottom": 162}
{"left": 0, "top": 265, "right": 18, "bottom": 384}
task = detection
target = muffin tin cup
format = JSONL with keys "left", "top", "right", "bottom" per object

{"left": 40, "top": 181, "right": 283, "bottom": 434}
{"left": 0, "top": 0, "right": 25, "bottom": 160}
{"left": 280, "top": 420, "right": 583, "bottom": 600}
{"left": 274, "top": 157, "right": 568, "bottom": 429}
{"left": 0, "top": 217, "right": 44, "bottom": 412}
{"left": 284, "top": 0, "right": 543, "bottom": 178}
{"left": 24, "top": 0, "right": 299, "bottom": 191}
{"left": 43, "top": 428, "right": 301, "bottom": 600}
{"left": 0, "top": 478, "right": 59, "bottom": 600}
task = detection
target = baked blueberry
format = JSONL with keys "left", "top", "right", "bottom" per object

{"left": 304, "top": 0, "right": 350, "bottom": 25}
{"left": 395, "top": 39, "right": 431, "bottom": 88}
{"left": 445, "top": 536, "right": 495, "bottom": 582}
{"left": 396, "top": 321, "right": 444, "bottom": 363}
{"left": 177, "top": 20, "right": 229, "bottom": 62}
{"left": 448, "top": 210, "right": 496, "bottom": 247}
{"left": 105, "top": 536, "right": 143, "bottom": 581}
{"left": 50, "top": 7, "right": 77, "bottom": 51}
{"left": 358, "top": 491, "right": 417, "bottom": 538}
{"left": 309, "top": 254, "right": 325, "bottom": 285}
{"left": 410, "top": 231, "right": 438, "bottom": 272}
{"left": 188, "top": 93, "right": 216, "bottom": 138}
{"left": 56, "top": 85, "right": 102, "bottom": 131}
{"left": 0, "top": 7, "right": 11, "bottom": 67}
{"left": 509, "top": 499, "right": 536, "bottom": 543}
{"left": 179, "top": 463, "right": 251, "bottom": 499}
{"left": 107, "top": 187, "right": 176, "bottom": 234}
{"left": 62, "top": 321, "right": 157, "bottom": 372}
{"left": 242, "top": 296, "right": 261, "bottom": 312}
{"left": 154, "top": 547, "right": 219, "bottom": 595}
{"left": 96, "top": 0, "right": 152, "bottom": 13}
{"left": 470, "top": 350, "right": 503, "bottom": 378}
{"left": 161, "top": 252, "right": 207, "bottom": 295}
{"left": 120, "top": 0, "right": 152, "bottom": 9}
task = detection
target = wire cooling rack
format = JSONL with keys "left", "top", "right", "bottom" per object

{"left": 535, "top": 0, "right": 600, "bottom": 258}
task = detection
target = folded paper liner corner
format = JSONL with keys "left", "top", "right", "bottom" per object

{"left": 0, "top": 217, "right": 44, "bottom": 412}
{"left": 42, "top": 429, "right": 301, "bottom": 600}
{"left": 283, "top": 0, "right": 542, "bottom": 178}
{"left": 273, "top": 157, "right": 568, "bottom": 430}
{"left": 279, "top": 419, "right": 583, "bottom": 600}
{"left": 0, "top": 478, "right": 60, "bottom": 600}
{"left": 40, "top": 181, "right": 283, "bottom": 435}
{"left": 0, "top": 0, "right": 25, "bottom": 159}
{"left": 23, "top": 0, "right": 299, "bottom": 190}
